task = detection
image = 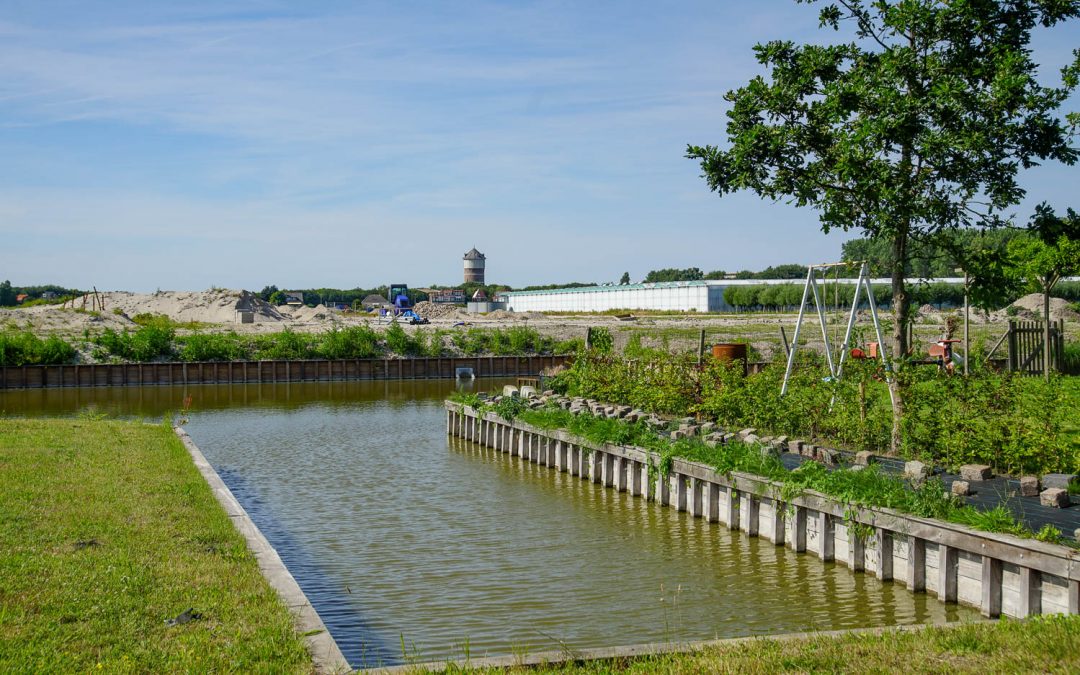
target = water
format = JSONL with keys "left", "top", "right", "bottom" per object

{"left": 1, "top": 381, "right": 977, "bottom": 667}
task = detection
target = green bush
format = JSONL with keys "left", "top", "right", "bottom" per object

{"left": 0, "top": 331, "right": 76, "bottom": 366}
{"left": 177, "top": 332, "right": 250, "bottom": 362}
{"left": 251, "top": 329, "right": 314, "bottom": 360}
{"left": 92, "top": 323, "right": 175, "bottom": 362}
{"left": 318, "top": 325, "right": 380, "bottom": 359}
{"left": 384, "top": 323, "right": 419, "bottom": 356}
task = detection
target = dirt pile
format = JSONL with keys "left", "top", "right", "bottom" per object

{"left": 412, "top": 301, "right": 465, "bottom": 320}
{"left": 991, "top": 293, "right": 1080, "bottom": 322}
{"left": 282, "top": 304, "right": 331, "bottom": 322}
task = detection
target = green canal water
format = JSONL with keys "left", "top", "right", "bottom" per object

{"left": 0, "top": 380, "right": 978, "bottom": 667}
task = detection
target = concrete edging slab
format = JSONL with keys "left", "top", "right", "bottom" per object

{"left": 174, "top": 426, "right": 351, "bottom": 674}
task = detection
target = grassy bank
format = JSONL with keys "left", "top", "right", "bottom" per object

{"left": 466, "top": 616, "right": 1080, "bottom": 673}
{"left": 0, "top": 417, "right": 312, "bottom": 672}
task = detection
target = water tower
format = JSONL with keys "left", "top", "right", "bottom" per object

{"left": 463, "top": 247, "right": 486, "bottom": 284}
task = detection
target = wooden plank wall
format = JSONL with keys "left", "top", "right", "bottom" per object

{"left": 0, "top": 355, "right": 571, "bottom": 390}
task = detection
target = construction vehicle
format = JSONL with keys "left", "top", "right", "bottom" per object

{"left": 380, "top": 284, "right": 429, "bottom": 324}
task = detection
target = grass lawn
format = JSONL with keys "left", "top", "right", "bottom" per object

{"left": 0, "top": 417, "right": 312, "bottom": 672}
{"left": 474, "top": 616, "right": 1080, "bottom": 673}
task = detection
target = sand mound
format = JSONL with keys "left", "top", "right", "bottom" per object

{"left": 413, "top": 301, "right": 465, "bottom": 320}
{"left": 991, "top": 293, "right": 1080, "bottom": 322}
{"left": 93, "top": 289, "right": 288, "bottom": 324}
{"left": 283, "top": 304, "right": 331, "bottom": 322}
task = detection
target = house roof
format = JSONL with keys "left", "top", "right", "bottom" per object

{"left": 362, "top": 294, "right": 388, "bottom": 305}
{"left": 463, "top": 247, "right": 485, "bottom": 260}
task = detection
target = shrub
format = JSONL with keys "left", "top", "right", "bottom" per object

{"left": 0, "top": 331, "right": 76, "bottom": 366}
{"left": 251, "top": 329, "right": 313, "bottom": 360}
{"left": 92, "top": 322, "right": 175, "bottom": 362}
{"left": 384, "top": 323, "right": 419, "bottom": 356}
{"left": 177, "top": 332, "right": 250, "bottom": 362}
{"left": 318, "top": 325, "right": 380, "bottom": 359}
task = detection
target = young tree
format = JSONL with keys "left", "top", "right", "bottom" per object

{"left": 687, "top": 0, "right": 1080, "bottom": 451}
{"left": 620, "top": 271, "right": 631, "bottom": 285}
{"left": 1007, "top": 205, "right": 1080, "bottom": 380}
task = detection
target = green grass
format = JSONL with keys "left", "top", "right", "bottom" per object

{"left": 0, "top": 418, "right": 312, "bottom": 672}
{"left": 451, "top": 615, "right": 1080, "bottom": 673}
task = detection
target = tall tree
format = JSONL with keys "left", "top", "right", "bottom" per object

{"left": 1007, "top": 205, "right": 1080, "bottom": 380}
{"left": 620, "top": 271, "right": 631, "bottom": 285}
{"left": 0, "top": 280, "right": 15, "bottom": 307}
{"left": 688, "top": 0, "right": 1080, "bottom": 451}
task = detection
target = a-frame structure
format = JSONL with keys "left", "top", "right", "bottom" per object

{"left": 780, "top": 261, "right": 894, "bottom": 406}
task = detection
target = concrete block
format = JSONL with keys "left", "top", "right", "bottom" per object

{"left": 1019, "top": 476, "right": 1040, "bottom": 497}
{"left": 788, "top": 439, "right": 804, "bottom": 455}
{"left": 670, "top": 430, "right": 688, "bottom": 441}
{"left": 774, "top": 435, "right": 788, "bottom": 445}
{"left": 960, "top": 464, "right": 993, "bottom": 481}
{"left": 820, "top": 448, "right": 840, "bottom": 466}
{"left": 1040, "top": 488, "right": 1069, "bottom": 508}
{"left": 855, "top": 451, "right": 874, "bottom": 465}
{"left": 904, "top": 461, "right": 931, "bottom": 481}
{"left": 744, "top": 434, "right": 760, "bottom": 444}
{"left": 738, "top": 428, "right": 757, "bottom": 439}
{"left": 700, "top": 422, "right": 717, "bottom": 435}
{"left": 951, "top": 480, "right": 971, "bottom": 497}
{"left": 1042, "top": 474, "right": 1077, "bottom": 491}
{"left": 802, "top": 444, "right": 817, "bottom": 458}
{"left": 1074, "top": 528, "right": 1080, "bottom": 543}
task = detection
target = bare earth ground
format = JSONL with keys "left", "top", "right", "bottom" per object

{"left": 1, "top": 289, "right": 1076, "bottom": 361}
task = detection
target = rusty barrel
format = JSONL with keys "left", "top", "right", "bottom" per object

{"left": 711, "top": 343, "right": 748, "bottom": 375}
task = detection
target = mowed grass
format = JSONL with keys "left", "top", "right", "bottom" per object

{"left": 0, "top": 418, "right": 312, "bottom": 673}
{"left": 462, "top": 616, "right": 1080, "bottom": 673}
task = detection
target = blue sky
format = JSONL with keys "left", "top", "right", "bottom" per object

{"left": 1, "top": 1, "right": 1077, "bottom": 292}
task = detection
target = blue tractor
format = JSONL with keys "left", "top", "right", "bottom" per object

{"left": 382, "top": 284, "right": 429, "bottom": 324}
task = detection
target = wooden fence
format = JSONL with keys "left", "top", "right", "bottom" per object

{"left": 1006, "top": 319, "right": 1065, "bottom": 376}
{"left": 0, "top": 355, "right": 570, "bottom": 390}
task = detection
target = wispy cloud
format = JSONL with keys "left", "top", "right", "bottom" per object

{"left": 0, "top": 1, "right": 1074, "bottom": 290}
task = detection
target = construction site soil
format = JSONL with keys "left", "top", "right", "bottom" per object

{"left": 2, "top": 289, "right": 1076, "bottom": 361}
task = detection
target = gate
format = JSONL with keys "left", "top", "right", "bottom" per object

{"left": 1006, "top": 319, "right": 1065, "bottom": 376}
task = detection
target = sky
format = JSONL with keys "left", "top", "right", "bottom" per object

{"left": 1, "top": 1, "right": 1078, "bottom": 292}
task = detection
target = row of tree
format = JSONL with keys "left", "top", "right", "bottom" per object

{"left": 0, "top": 281, "right": 82, "bottom": 307}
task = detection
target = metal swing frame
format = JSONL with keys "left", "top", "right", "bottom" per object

{"left": 780, "top": 261, "right": 894, "bottom": 406}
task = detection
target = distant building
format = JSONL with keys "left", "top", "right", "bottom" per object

{"left": 429, "top": 289, "right": 466, "bottom": 303}
{"left": 471, "top": 288, "right": 488, "bottom": 301}
{"left": 41, "top": 291, "right": 57, "bottom": 300}
{"left": 361, "top": 294, "right": 389, "bottom": 310}
{"left": 283, "top": 292, "right": 304, "bottom": 306}
{"left": 15, "top": 294, "right": 28, "bottom": 303}
{"left": 463, "top": 248, "right": 486, "bottom": 284}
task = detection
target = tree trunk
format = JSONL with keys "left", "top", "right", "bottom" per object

{"left": 889, "top": 227, "right": 909, "bottom": 455}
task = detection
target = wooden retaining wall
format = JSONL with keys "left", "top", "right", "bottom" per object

{"left": 446, "top": 402, "right": 1080, "bottom": 620}
{"left": 0, "top": 355, "right": 569, "bottom": 390}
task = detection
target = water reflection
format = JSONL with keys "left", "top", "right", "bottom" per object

{"left": 1, "top": 380, "right": 978, "bottom": 668}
